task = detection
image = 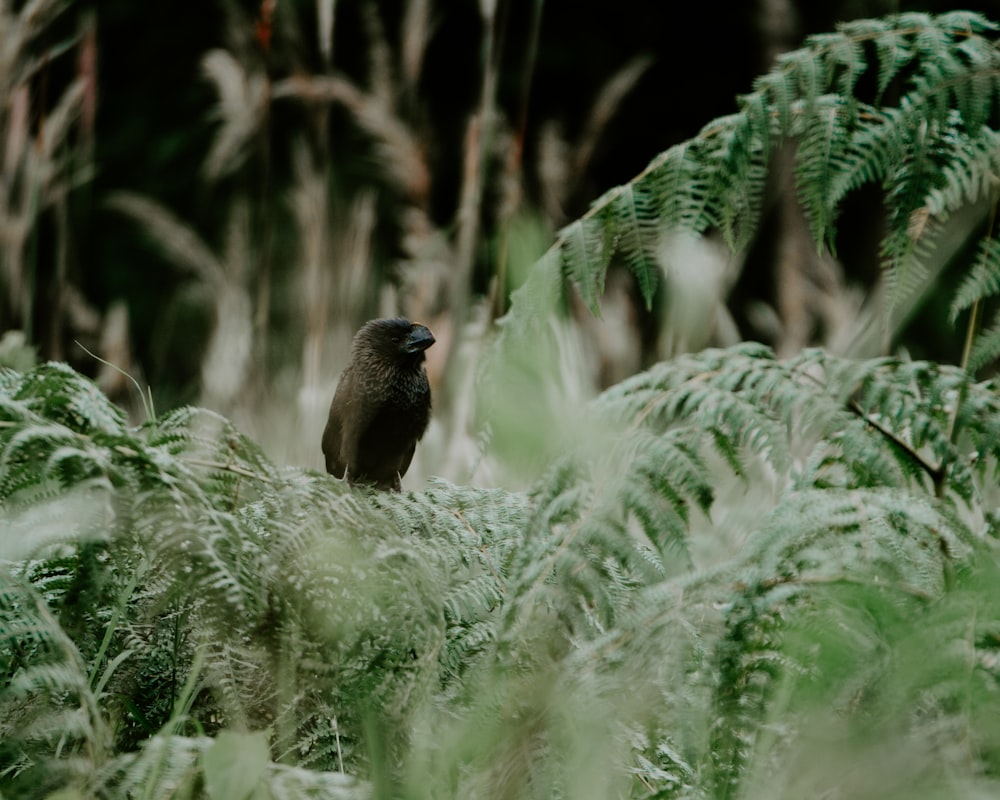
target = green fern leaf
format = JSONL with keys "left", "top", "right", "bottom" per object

{"left": 647, "top": 141, "right": 713, "bottom": 233}
{"left": 532, "top": 11, "right": 1000, "bottom": 343}
{"left": 795, "top": 95, "right": 852, "bottom": 249}
{"left": 609, "top": 182, "right": 661, "bottom": 310}
{"left": 968, "top": 316, "right": 1000, "bottom": 373}
{"left": 558, "top": 214, "right": 614, "bottom": 316}
{"left": 950, "top": 237, "right": 1000, "bottom": 323}
{"left": 8, "top": 362, "right": 126, "bottom": 436}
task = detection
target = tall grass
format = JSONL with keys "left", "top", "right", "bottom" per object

{"left": 1, "top": 1, "right": 96, "bottom": 360}
{"left": 88, "top": 0, "right": 662, "bottom": 484}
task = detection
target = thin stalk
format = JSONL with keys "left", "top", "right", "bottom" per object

{"left": 958, "top": 298, "right": 985, "bottom": 377}
{"left": 446, "top": 0, "right": 503, "bottom": 382}
{"left": 493, "top": 0, "right": 545, "bottom": 320}
{"left": 934, "top": 301, "right": 980, "bottom": 501}
{"left": 139, "top": 644, "right": 207, "bottom": 800}
{"left": 254, "top": 89, "right": 275, "bottom": 369}
{"left": 935, "top": 194, "right": 998, "bottom": 500}
{"left": 254, "top": 0, "right": 277, "bottom": 372}
{"left": 75, "top": 339, "right": 156, "bottom": 423}
{"left": 88, "top": 561, "right": 145, "bottom": 692}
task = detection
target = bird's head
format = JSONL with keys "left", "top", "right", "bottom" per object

{"left": 355, "top": 317, "right": 436, "bottom": 364}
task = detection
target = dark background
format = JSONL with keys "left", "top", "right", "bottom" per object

{"left": 8, "top": 0, "right": 1000, "bottom": 406}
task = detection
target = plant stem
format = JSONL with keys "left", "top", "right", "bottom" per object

{"left": 75, "top": 339, "right": 156, "bottom": 423}
{"left": 446, "top": 0, "right": 503, "bottom": 380}
{"left": 493, "top": 0, "right": 545, "bottom": 320}
{"left": 958, "top": 298, "right": 984, "bottom": 376}
{"left": 935, "top": 192, "right": 997, "bottom": 499}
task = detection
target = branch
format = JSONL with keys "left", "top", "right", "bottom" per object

{"left": 790, "top": 363, "right": 947, "bottom": 487}
{"left": 844, "top": 396, "right": 946, "bottom": 486}
{"left": 180, "top": 457, "right": 272, "bottom": 483}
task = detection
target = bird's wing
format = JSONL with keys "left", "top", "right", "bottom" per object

{"left": 323, "top": 368, "right": 373, "bottom": 478}
{"left": 321, "top": 402, "right": 345, "bottom": 476}
{"left": 397, "top": 439, "right": 417, "bottom": 481}
{"left": 325, "top": 366, "right": 388, "bottom": 478}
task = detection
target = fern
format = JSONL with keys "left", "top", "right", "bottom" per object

{"left": 528, "top": 12, "right": 1000, "bottom": 367}
{"left": 9, "top": 12, "right": 1000, "bottom": 799}
{"left": 5, "top": 338, "right": 1000, "bottom": 797}
{"left": 950, "top": 236, "right": 1000, "bottom": 323}
{"left": 0, "top": 571, "right": 109, "bottom": 797}
{"left": 561, "top": 215, "right": 614, "bottom": 316}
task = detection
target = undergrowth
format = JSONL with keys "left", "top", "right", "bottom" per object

{"left": 5, "top": 10, "right": 1000, "bottom": 800}
{"left": 3, "top": 342, "right": 1000, "bottom": 798}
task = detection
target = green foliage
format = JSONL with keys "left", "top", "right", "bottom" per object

{"left": 4, "top": 333, "right": 1000, "bottom": 797}
{"left": 6, "top": 9, "right": 1000, "bottom": 800}
{"left": 546, "top": 11, "right": 1000, "bottom": 350}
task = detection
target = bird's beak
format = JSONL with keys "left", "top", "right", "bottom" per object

{"left": 404, "top": 324, "right": 436, "bottom": 353}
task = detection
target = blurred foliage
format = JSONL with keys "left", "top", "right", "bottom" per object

{"left": 4, "top": 0, "right": 1000, "bottom": 414}
{"left": 4, "top": 5, "right": 1000, "bottom": 796}
{"left": 3, "top": 336, "right": 1000, "bottom": 797}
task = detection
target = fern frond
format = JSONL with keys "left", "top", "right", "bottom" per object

{"left": 926, "top": 126, "right": 1000, "bottom": 218}
{"left": 709, "top": 111, "right": 771, "bottom": 251}
{"left": 0, "top": 570, "right": 109, "bottom": 795}
{"left": 267, "top": 761, "right": 369, "bottom": 799}
{"left": 373, "top": 483, "right": 529, "bottom": 659}
{"left": 609, "top": 182, "right": 662, "bottom": 308}
{"left": 8, "top": 334, "right": 1000, "bottom": 796}
{"left": 98, "top": 733, "right": 208, "bottom": 797}
{"left": 867, "top": 17, "right": 915, "bottom": 102}
{"left": 557, "top": 214, "right": 614, "bottom": 316}
{"left": 951, "top": 236, "right": 1000, "bottom": 324}
{"left": 649, "top": 141, "right": 713, "bottom": 236}
{"left": 794, "top": 95, "right": 853, "bottom": 249}
{"left": 515, "top": 11, "right": 1000, "bottom": 359}
{"left": 3, "top": 362, "right": 127, "bottom": 436}
{"left": 599, "top": 344, "right": 796, "bottom": 476}
{"left": 967, "top": 316, "right": 1000, "bottom": 374}
{"left": 746, "top": 488, "right": 969, "bottom": 595}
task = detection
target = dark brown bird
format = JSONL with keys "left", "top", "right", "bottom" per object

{"left": 322, "top": 317, "right": 435, "bottom": 491}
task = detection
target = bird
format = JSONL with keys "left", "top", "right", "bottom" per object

{"left": 322, "top": 317, "right": 435, "bottom": 491}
